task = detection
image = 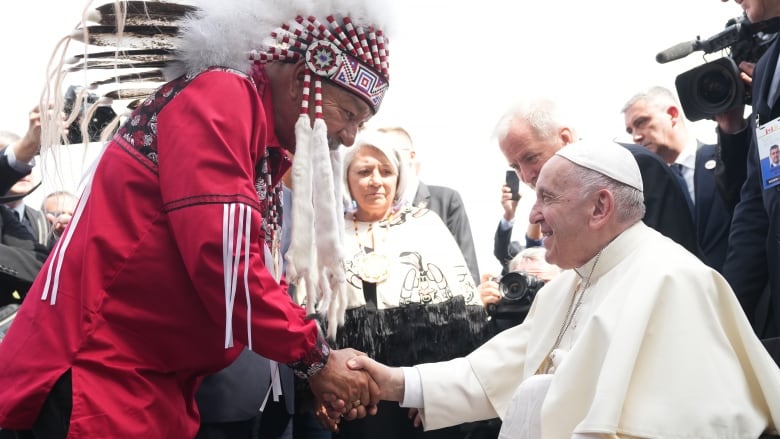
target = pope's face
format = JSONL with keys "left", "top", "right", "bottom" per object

{"left": 528, "top": 157, "right": 595, "bottom": 269}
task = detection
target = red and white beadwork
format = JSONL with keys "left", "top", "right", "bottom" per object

{"left": 250, "top": 14, "right": 390, "bottom": 114}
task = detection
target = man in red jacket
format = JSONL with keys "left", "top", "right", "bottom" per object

{"left": 0, "top": 0, "right": 392, "bottom": 437}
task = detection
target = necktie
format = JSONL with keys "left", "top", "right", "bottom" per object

{"left": 670, "top": 164, "right": 694, "bottom": 217}
{"left": 17, "top": 210, "right": 35, "bottom": 237}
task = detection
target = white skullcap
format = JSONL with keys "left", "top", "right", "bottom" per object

{"left": 554, "top": 139, "right": 643, "bottom": 191}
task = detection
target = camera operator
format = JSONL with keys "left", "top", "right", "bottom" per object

{"left": 479, "top": 247, "right": 560, "bottom": 332}
{"left": 720, "top": 0, "right": 780, "bottom": 340}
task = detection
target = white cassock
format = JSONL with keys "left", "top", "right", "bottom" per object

{"left": 408, "top": 222, "right": 780, "bottom": 439}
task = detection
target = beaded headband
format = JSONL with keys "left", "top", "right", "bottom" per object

{"left": 251, "top": 15, "right": 390, "bottom": 114}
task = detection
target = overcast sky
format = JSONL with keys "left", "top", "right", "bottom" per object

{"left": 0, "top": 0, "right": 744, "bottom": 274}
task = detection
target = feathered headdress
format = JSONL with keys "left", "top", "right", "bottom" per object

{"left": 38, "top": 0, "right": 392, "bottom": 338}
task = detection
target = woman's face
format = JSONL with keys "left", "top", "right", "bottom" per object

{"left": 347, "top": 146, "right": 398, "bottom": 220}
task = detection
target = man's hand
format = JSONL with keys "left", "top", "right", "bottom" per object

{"left": 408, "top": 407, "right": 423, "bottom": 428}
{"left": 714, "top": 61, "right": 754, "bottom": 134}
{"left": 478, "top": 274, "right": 502, "bottom": 307}
{"left": 308, "top": 348, "right": 380, "bottom": 419}
{"left": 313, "top": 399, "right": 342, "bottom": 433}
{"left": 46, "top": 212, "right": 73, "bottom": 237}
{"left": 500, "top": 184, "right": 519, "bottom": 222}
{"left": 13, "top": 105, "right": 45, "bottom": 163}
{"left": 346, "top": 355, "right": 405, "bottom": 402}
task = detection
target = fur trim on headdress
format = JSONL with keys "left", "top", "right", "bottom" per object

{"left": 167, "top": 0, "right": 393, "bottom": 80}
{"left": 286, "top": 113, "right": 318, "bottom": 311}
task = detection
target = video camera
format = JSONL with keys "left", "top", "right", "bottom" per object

{"left": 656, "top": 15, "right": 780, "bottom": 121}
{"left": 63, "top": 85, "right": 117, "bottom": 144}
{"left": 486, "top": 271, "right": 545, "bottom": 327}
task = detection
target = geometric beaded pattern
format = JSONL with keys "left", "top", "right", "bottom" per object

{"left": 250, "top": 14, "right": 390, "bottom": 113}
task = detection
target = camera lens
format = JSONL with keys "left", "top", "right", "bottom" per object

{"left": 697, "top": 69, "right": 733, "bottom": 107}
{"left": 499, "top": 272, "right": 528, "bottom": 301}
{"left": 675, "top": 57, "right": 744, "bottom": 121}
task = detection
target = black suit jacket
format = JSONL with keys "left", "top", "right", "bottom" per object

{"left": 413, "top": 182, "right": 480, "bottom": 283}
{"left": 693, "top": 144, "right": 736, "bottom": 273}
{"left": 0, "top": 148, "right": 30, "bottom": 197}
{"left": 0, "top": 205, "right": 46, "bottom": 305}
{"left": 622, "top": 144, "right": 700, "bottom": 257}
{"left": 722, "top": 36, "right": 780, "bottom": 338}
{"left": 21, "top": 205, "right": 50, "bottom": 247}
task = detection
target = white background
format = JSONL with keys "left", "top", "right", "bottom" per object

{"left": 0, "top": 0, "right": 745, "bottom": 276}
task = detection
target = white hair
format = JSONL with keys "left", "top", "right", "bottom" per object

{"left": 342, "top": 129, "right": 408, "bottom": 207}
{"left": 493, "top": 97, "right": 578, "bottom": 143}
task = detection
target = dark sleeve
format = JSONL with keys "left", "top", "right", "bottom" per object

{"left": 0, "top": 205, "right": 44, "bottom": 254}
{"left": 525, "top": 235, "right": 542, "bottom": 248}
{"left": 715, "top": 126, "right": 751, "bottom": 212}
{"left": 443, "top": 191, "right": 480, "bottom": 283}
{"left": 493, "top": 221, "right": 513, "bottom": 270}
{"left": 0, "top": 244, "right": 44, "bottom": 286}
{"left": 624, "top": 144, "right": 700, "bottom": 257}
{"left": 0, "top": 148, "right": 30, "bottom": 197}
{"left": 722, "top": 133, "right": 769, "bottom": 326}
{"left": 0, "top": 207, "right": 46, "bottom": 301}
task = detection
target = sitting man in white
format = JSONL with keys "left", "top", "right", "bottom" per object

{"left": 347, "top": 139, "right": 780, "bottom": 439}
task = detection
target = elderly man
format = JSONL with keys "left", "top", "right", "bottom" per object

{"left": 349, "top": 139, "right": 780, "bottom": 438}
{"left": 491, "top": 97, "right": 700, "bottom": 267}
{"left": 0, "top": 0, "right": 391, "bottom": 437}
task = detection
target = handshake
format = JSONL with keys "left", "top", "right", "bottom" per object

{"left": 307, "top": 348, "right": 405, "bottom": 431}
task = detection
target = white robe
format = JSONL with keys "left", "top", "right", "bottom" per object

{"left": 415, "top": 222, "right": 780, "bottom": 438}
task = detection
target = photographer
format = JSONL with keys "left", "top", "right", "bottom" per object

{"left": 479, "top": 247, "right": 560, "bottom": 331}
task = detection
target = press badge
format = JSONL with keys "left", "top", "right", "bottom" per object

{"left": 756, "top": 116, "right": 780, "bottom": 189}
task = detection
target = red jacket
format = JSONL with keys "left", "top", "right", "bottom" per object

{"left": 0, "top": 66, "right": 327, "bottom": 437}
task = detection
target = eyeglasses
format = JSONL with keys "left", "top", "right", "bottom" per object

{"left": 44, "top": 211, "right": 72, "bottom": 218}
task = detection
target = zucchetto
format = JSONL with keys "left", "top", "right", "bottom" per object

{"left": 555, "top": 139, "right": 643, "bottom": 192}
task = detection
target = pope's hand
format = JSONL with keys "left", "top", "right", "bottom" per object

{"left": 346, "top": 355, "right": 406, "bottom": 402}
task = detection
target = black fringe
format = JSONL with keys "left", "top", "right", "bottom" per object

{"left": 326, "top": 296, "right": 494, "bottom": 367}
